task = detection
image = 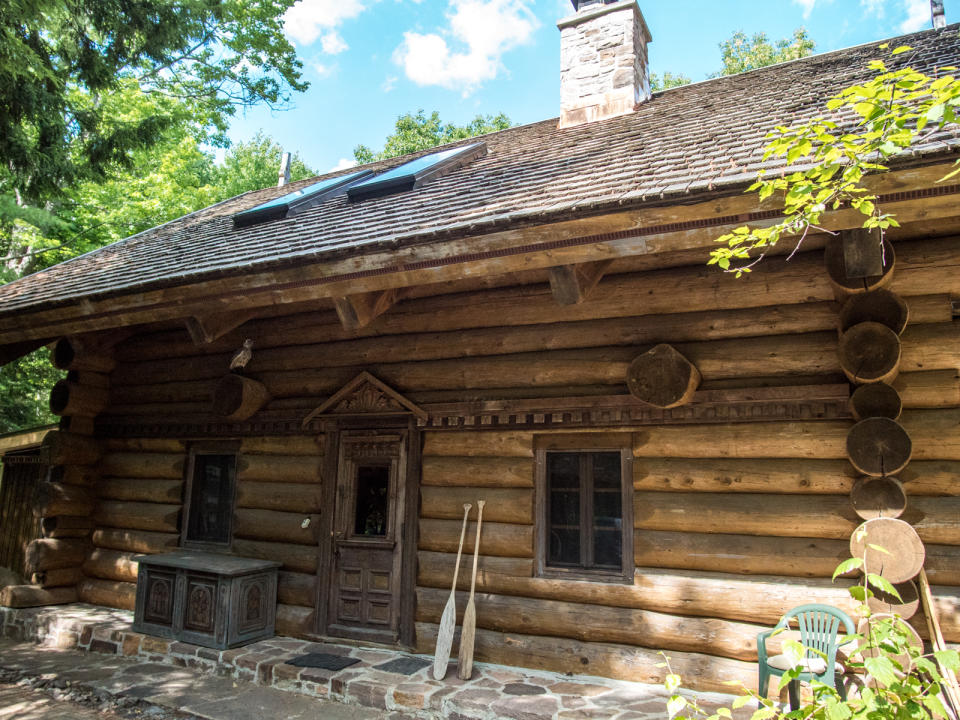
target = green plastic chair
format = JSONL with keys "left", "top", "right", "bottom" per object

{"left": 757, "top": 604, "right": 856, "bottom": 709}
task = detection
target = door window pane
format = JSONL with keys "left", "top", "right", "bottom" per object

{"left": 186, "top": 454, "right": 235, "bottom": 545}
{"left": 354, "top": 465, "right": 389, "bottom": 536}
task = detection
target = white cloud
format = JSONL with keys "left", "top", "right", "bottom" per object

{"left": 900, "top": 0, "right": 931, "bottom": 31}
{"left": 793, "top": 0, "right": 818, "bottom": 18}
{"left": 382, "top": 75, "right": 398, "bottom": 92}
{"left": 860, "top": 0, "right": 885, "bottom": 18}
{"left": 283, "top": 0, "right": 366, "bottom": 46}
{"left": 312, "top": 61, "right": 337, "bottom": 77}
{"left": 330, "top": 158, "right": 358, "bottom": 172}
{"left": 393, "top": 0, "right": 539, "bottom": 95}
{"left": 321, "top": 31, "right": 349, "bottom": 54}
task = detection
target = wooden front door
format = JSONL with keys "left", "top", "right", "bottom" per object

{"left": 327, "top": 430, "right": 407, "bottom": 643}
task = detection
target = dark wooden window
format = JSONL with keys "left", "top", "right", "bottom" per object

{"left": 535, "top": 435, "right": 633, "bottom": 583}
{"left": 182, "top": 450, "right": 237, "bottom": 549}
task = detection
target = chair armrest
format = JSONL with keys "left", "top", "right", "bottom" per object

{"left": 757, "top": 629, "right": 774, "bottom": 664}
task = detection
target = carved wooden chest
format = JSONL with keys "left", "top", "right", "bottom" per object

{"left": 133, "top": 550, "right": 281, "bottom": 650}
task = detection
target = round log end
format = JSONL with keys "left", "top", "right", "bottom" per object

{"left": 850, "top": 518, "right": 925, "bottom": 584}
{"left": 866, "top": 579, "right": 919, "bottom": 619}
{"left": 838, "top": 322, "right": 901, "bottom": 385}
{"left": 839, "top": 289, "right": 909, "bottom": 335}
{"left": 846, "top": 417, "right": 912, "bottom": 477}
{"left": 849, "top": 383, "right": 902, "bottom": 421}
{"left": 49, "top": 380, "right": 71, "bottom": 415}
{"left": 51, "top": 337, "right": 76, "bottom": 371}
{"left": 825, "top": 237, "right": 895, "bottom": 296}
{"left": 212, "top": 374, "right": 271, "bottom": 421}
{"left": 627, "top": 344, "right": 701, "bottom": 409}
{"left": 851, "top": 476, "right": 907, "bottom": 520}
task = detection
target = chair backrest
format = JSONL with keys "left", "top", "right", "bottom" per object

{"left": 776, "top": 604, "right": 856, "bottom": 659}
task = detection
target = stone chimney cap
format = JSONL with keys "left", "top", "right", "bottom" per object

{"left": 557, "top": 0, "right": 651, "bottom": 44}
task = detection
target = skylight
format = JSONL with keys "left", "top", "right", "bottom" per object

{"left": 347, "top": 142, "right": 487, "bottom": 202}
{"left": 233, "top": 170, "right": 373, "bottom": 228}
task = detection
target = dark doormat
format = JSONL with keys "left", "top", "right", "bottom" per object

{"left": 374, "top": 657, "right": 431, "bottom": 675}
{"left": 288, "top": 653, "right": 361, "bottom": 671}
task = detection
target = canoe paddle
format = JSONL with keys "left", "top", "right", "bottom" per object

{"left": 457, "top": 499, "right": 484, "bottom": 680}
{"left": 432, "top": 502, "right": 471, "bottom": 679}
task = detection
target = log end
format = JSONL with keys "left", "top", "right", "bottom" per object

{"left": 839, "top": 289, "right": 909, "bottom": 335}
{"left": 846, "top": 417, "right": 912, "bottom": 477}
{"left": 838, "top": 322, "right": 901, "bottom": 385}
{"left": 212, "top": 374, "right": 271, "bottom": 421}
{"left": 825, "top": 237, "right": 895, "bottom": 296}
{"left": 627, "top": 344, "right": 701, "bottom": 409}
{"left": 849, "top": 383, "right": 902, "bottom": 421}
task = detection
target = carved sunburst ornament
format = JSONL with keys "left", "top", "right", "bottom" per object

{"left": 335, "top": 383, "right": 403, "bottom": 414}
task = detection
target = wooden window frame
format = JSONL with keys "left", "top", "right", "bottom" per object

{"left": 534, "top": 433, "right": 634, "bottom": 584}
{"left": 180, "top": 441, "right": 240, "bottom": 552}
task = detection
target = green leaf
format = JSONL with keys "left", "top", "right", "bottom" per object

{"left": 716, "top": 708, "right": 732, "bottom": 718}
{"left": 863, "top": 655, "right": 899, "bottom": 686}
{"left": 866, "top": 543, "right": 891, "bottom": 555}
{"left": 667, "top": 695, "right": 687, "bottom": 719}
{"left": 867, "top": 573, "right": 901, "bottom": 599}
{"left": 666, "top": 674, "right": 682, "bottom": 692}
{"left": 833, "top": 557, "right": 863, "bottom": 579}
{"left": 934, "top": 650, "right": 960, "bottom": 671}
{"left": 750, "top": 705, "right": 777, "bottom": 720}
{"left": 733, "top": 695, "right": 753, "bottom": 710}
{"left": 891, "top": 45, "right": 912, "bottom": 55}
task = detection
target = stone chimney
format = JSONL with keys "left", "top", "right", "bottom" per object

{"left": 558, "top": 0, "right": 652, "bottom": 129}
{"left": 931, "top": 0, "right": 946, "bottom": 29}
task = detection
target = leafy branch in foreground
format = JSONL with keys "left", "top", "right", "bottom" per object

{"left": 663, "top": 543, "right": 960, "bottom": 720}
{"left": 710, "top": 44, "right": 960, "bottom": 277}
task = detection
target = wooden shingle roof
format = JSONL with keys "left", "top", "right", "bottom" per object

{"left": 1, "top": 25, "right": 958, "bottom": 321}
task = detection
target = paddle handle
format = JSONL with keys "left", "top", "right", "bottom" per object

{"left": 467, "top": 500, "right": 485, "bottom": 599}
{"left": 450, "top": 503, "right": 472, "bottom": 593}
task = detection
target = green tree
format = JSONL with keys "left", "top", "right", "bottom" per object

{"left": 0, "top": 0, "right": 306, "bottom": 233}
{"left": 651, "top": 72, "right": 693, "bottom": 92}
{"left": 710, "top": 44, "right": 960, "bottom": 275}
{"left": 714, "top": 28, "right": 816, "bottom": 76}
{"left": 353, "top": 110, "right": 513, "bottom": 164}
{"left": 0, "top": 350, "right": 62, "bottom": 433}
{"left": 216, "top": 132, "right": 315, "bottom": 200}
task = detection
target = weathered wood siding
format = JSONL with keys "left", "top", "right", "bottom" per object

{"left": 88, "top": 233, "right": 960, "bottom": 692}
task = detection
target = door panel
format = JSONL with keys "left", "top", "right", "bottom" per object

{"left": 327, "top": 431, "right": 406, "bottom": 643}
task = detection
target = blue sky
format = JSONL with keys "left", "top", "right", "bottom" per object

{"left": 228, "top": 0, "right": 958, "bottom": 174}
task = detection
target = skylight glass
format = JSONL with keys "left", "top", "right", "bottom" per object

{"left": 347, "top": 142, "right": 486, "bottom": 202}
{"left": 233, "top": 169, "right": 372, "bottom": 228}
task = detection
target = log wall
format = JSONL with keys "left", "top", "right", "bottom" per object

{"left": 89, "top": 233, "right": 960, "bottom": 691}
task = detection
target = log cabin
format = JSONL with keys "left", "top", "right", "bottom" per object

{"left": 0, "top": 2, "right": 958, "bottom": 694}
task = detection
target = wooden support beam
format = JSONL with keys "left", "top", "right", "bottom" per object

{"left": 333, "top": 289, "right": 398, "bottom": 331}
{"left": 841, "top": 227, "right": 884, "bottom": 279}
{"left": 547, "top": 260, "right": 612, "bottom": 305}
{"left": 184, "top": 309, "right": 259, "bottom": 345}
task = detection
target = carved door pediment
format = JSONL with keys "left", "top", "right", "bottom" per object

{"left": 301, "top": 372, "right": 427, "bottom": 428}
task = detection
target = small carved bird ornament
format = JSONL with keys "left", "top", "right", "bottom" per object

{"left": 229, "top": 339, "right": 254, "bottom": 373}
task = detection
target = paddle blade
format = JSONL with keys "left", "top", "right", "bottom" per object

{"left": 432, "top": 595, "right": 457, "bottom": 679}
{"left": 457, "top": 601, "right": 477, "bottom": 680}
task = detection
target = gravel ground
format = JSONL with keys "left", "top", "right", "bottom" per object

{"left": 0, "top": 668, "right": 200, "bottom": 720}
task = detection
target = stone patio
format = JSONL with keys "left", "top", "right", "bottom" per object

{"left": 0, "top": 604, "right": 739, "bottom": 719}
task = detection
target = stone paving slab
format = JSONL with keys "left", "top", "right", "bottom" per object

{"left": 1, "top": 604, "right": 742, "bottom": 719}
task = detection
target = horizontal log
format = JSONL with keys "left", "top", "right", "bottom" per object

{"left": 99, "top": 452, "right": 185, "bottom": 479}
{"left": 901, "top": 409, "right": 960, "bottom": 460}
{"left": 94, "top": 501, "right": 180, "bottom": 533}
{"left": 78, "top": 578, "right": 136, "bottom": 611}
{"left": 97, "top": 478, "right": 183, "bottom": 504}
{"left": 30, "top": 567, "right": 83, "bottom": 588}
{"left": 236, "top": 454, "right": 322, "bottom": 483}
{"left": 423, "top": 432, "right": 534, "bottom": 458}
{"left": 634, "top": 458, "right": 859, "bottom": 494}
{"left": 416, "top": 550, "right": 858, "bottom": 626}
{"left": 635, "top": 492, "right": 860, "bottom": 539}
{"left": 902, "top": 498, "right": 960, "bottom": 545}
{"left": 49, "top": 380, "right": 109, "bottom": 417}
{"left": 48, "top": 465, "right": 99, "bottom": 488}
{"left": 894, "top": 370, "right": 960, "bottom": 408}
{"left": 277, "top": 571, "right": 316, "bottom": 608}
{"left": 58, "top": 415, "right": 96, "bottom": 436}
{"left": 82, "top": 548, "right": 139, "bottom": 583}
{"left": 421, "top": 456, "right": 533, "bottom": 488}
{"left": 900, "top": 323, "right": 960, "bottom": 373}
{"left": 420, "top": 487, "right": 533, "bottom": 525}
{"left": 41, "top": 431, "right": 101, "bottom": 466}
{"left": 52, "top": 336, "right": 116, "bottom": 373}
{"left": 36, "top": 482, "right": 94, "bottom": 517}
{"left": 24, "top": 539, "right": 90, "bottom": 573}
{"left": 91, "top": 528, "right": 179, "bottom": 555}
{"left": 635, "top": 530, "right": 849, "bottom": 578}
{"left": 275, "top": 603, "right": 314, "bottom": 637}
{"left": 41, "top": 515, "right": 95, "bottom": 539}
{"left": 236, "top": 481, "right": 323, "bottom": 513}
{"left": 633, "top": 422, "right": 848, "bottom": 459}
{"left": 103, "top": 438, "right": 186, "bottom": 453}
{"left": 230, "top": 538, "right": 318, "bottom": 574}
{"left": 239, "top": 436, "right": 325, "bottom": 456}
{"left": 419, "top": 518, "right": 533, "bottom": 558}
{"left": 233, "top": 508, "right": 321, "bottom": 545}
{"left": 414, "top": 622, "right": 756, "bottom": 694}
{"left": 418, "top": 587, "right": 762, "bottom": 662}
{"left": 924, "top": 544, "right": 960, "bottom": 586}
{"left": 0, "top": 585, "right": 78, "bottom": 608}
